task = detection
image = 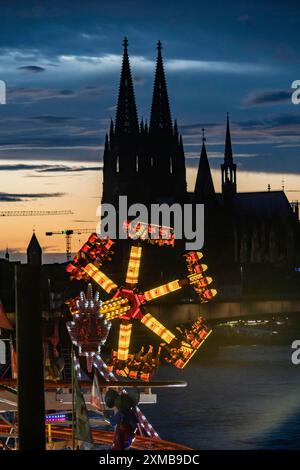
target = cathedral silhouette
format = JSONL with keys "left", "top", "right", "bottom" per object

{"left": 102, "top": 38, "right": 300, "bottom": 296}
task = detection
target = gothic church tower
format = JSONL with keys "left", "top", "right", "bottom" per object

{"left": 102, "top": 39, "right": 187, "bottom": 208}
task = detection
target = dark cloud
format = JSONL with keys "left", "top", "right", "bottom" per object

{"left": 186, "top": 150, "right": 300, "bottom": 175}
{"left": 0, "top": 191, "right": 65, "bottom": 202}
{"left": 243, "top": 90, "right": 292, "bottom": 107}
{"left": 9, "top": 87, "right": 74, "bottom": 102}
{"left": 30, "top": 115, "right": 74, "bottom": 123}
{"left": 38, "top": 165, "right": 101, "bottom": 172}
{"left": 0, "top": 163, "right": 101, "bottom": 172}
{"left": 0, "top": 163, "right": 47, "bottom": 171}
{"left": 230, "top": 154, "right": 300, "bottom": 175}
{"left": 72, "top": 219, "right": 97, "bottom": 223}
{"left": 181, "top": 114, "right": 300, "bottom": 138}
{"left": 0, "top": 111, "right": 106, "bottom": 151}
{"left": 9, "top": 86, "right": 109, "bottom": 103}
{"left": 18, "top": 65, "right": 46, "bottom": 73}
{"left": 179, "top": 122, "right": 218, "bottom": 133}
{"left": 0, "top": 145, "right": 103, "bottom": 163}
{"left": 240, "top": 114, "right": 300, "bottom": 129}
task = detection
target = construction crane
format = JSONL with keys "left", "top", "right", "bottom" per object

{"left": 1, "top": 210, "right": 73, "bottom": 217}
{"left": 46, "top": 228, "right": 95, "bottom": 261}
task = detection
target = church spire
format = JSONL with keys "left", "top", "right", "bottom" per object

{"left": 149, "top": 41, "right": 172, "bottom": 133}
{"left": 27, "top": 231, "right": 42, "bottom": 265}
{"left": 221, "top": 113, "right": 237, "bottom": 198}
{"left": 115, "top": 37, "right": 139, "bottom": 135}
{"left": 224, "top": 112, "right": 233, "bottom": 164}
{"left": 194, "top": 129, "right": 215, "bottom": 202}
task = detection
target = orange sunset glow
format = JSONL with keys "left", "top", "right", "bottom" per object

{"left": 1, "top": 162, "right": 300, "bottom": 263}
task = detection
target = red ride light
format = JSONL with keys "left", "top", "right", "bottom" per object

{"left": 112, "top": 288, "right": 145, "bottom": 320}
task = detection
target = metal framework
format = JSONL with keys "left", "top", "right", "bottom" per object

{"left": 66, "top": 232, "right": 216, "bottom": 375}
{"left": 1, "top": 210, "right": 73, "bottom": 217}
{"left": 46, "top": 228, "right": 95, "bottom": 260}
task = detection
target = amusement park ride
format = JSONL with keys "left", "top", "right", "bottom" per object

{"left": 62, "top": 221, "right": 217, "bottom": 448}
{"left": 0, "top": 221, "right": 217, "bottom": 450}
{"left": 66, "top": 231, "right": 215, "bottom": 375}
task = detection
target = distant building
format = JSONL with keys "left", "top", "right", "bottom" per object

{"left": 193, "top": 115, "right": 299, "bottom": 269}
{"left": 27, "top": 232, "right": 42, "bottom": 266}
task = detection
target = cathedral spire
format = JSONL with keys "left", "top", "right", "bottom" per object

{"left": 179, "top": 133, "right": 183, "bottom": 149}
{"left": 221, "top": 113, "right": 237, "bottom": 198}
{"left": 110, "top": 118, "right": 114, "bottom": 135}
{"left": 224, "top": 112, "right": 233, "bottom": 164}
{"left": 174, "top": 119, "right": 178, "bottom": 138}
{"left": 115, "top": 37, "right": 139, "bottom": 135}
{"left": 149, "top": 40, "right": 172, "bottom": 133}
{"left": 194, "top": 129, "right": 215, "bottom": 202}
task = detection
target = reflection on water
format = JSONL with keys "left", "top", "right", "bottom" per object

{"left": 144, "top": 344, "right": 300, "bottom": 449}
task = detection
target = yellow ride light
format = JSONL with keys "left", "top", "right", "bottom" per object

{"left": 141, "top": 313, "right": 176, "bottom": 344}
{"left": 100, "top": 297, "right": 129, "bottom": 313}
{"left": 105, "top": 305, "right": 131, "bottom": 321}
{"left": 125, "top": 246, "right": 142, "bottom": 286}
{"left": 188, "top": 274, "right": 212, "bottom": 286}
{"left": 83, "top": 263, "right": 118, "bottom": 293}
{"left": 144, "top": 280, "right": 181, "bottom": 301}
{"left": 101, "top": 296, "right": 123, "bottom": 306}
{"left": 181, "top": 329, "right": 213, "bottom": 368}
{"left": 117, "top": 323, "right": 132, "bottom": 361}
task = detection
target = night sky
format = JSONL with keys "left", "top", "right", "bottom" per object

{"left": 0, "top": 0, "right": 300, "bottom": 260}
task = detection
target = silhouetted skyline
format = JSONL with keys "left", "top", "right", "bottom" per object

{"left": 0, "top": 0, "right": 300, "bottom": 260}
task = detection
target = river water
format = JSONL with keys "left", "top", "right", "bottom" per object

{"left": 144, "top": 344, "right": 300, "bottom": 449}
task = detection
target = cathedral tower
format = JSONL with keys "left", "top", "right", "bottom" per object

{"left": 101, "top": 39, "right": 187, "bottom": 208}
{"left": 102, "top": 38, "right": 143, "bottom": 207}
{"left": 148, "top": 41, "right": 186, "bottom": 203}
{"left": 221, "top": 113, "right": 237, "bottom": 199}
